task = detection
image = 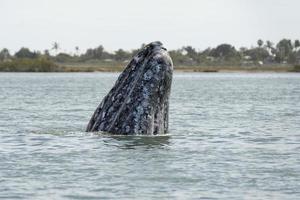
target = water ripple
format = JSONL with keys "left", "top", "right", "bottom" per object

{"left": 0, "top": 72, "right": 300, "bottom": 199}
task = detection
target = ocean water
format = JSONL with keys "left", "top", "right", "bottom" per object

{"left": 0, "top": 72, "right": 299, "bottom": 199}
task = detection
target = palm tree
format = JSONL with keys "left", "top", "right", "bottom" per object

{"left": 257, "top": 39, "right": 264, "bottom": 48}
{"left": 0, "top": 48, "right": 10, "bottom": 61}
{"left": 75, "top": 46, "right": 79, "bottom": 56}
{"left": 52, "top": 42, "right": 60, "bottom": 55}
{"left": 294, "top": 40, "right": 300, "bottom": 51}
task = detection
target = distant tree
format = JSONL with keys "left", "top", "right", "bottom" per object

{"left": 200, "top": 48, "right": 212, "bottom": 56}
{"left": 275, "top": 39, "right": 293, "bottom": 63}
{"left": 182, "top": 46, "right": 199, "bottom": 63}
{"left": 83, "top": 45, "right": 107, "bottom": 60}
{"left": 131, "top": 48, "right": 140, "bottom": 56}
{"left": 210, "top": 44, "right": 237, "bottom": 59}
{"left": 75, "top": 46, "right": 79, "bottom": 55}
{"left": 294, "top": 40, "right": 300, "bottom": 51}
{"left": 15, "top": 47, "right": 37, "bottom": 59}
{"left": 266, "top": 40, "right": 273, "bottom": 49}
{"left": 244, "top": 48, "right": 269, "bottom": 62}
{"left": 183, "top": 46, "right": 197, "bottom": 57}
{"left": 94, "top": 45, "right": 105, "bottom": 59}
{"left": 52, "top": 42, "right": 60, "bottom": 54}
{"left": 128, "top": 43, "right": 146, "bottom": 56}
{"left": 114, "top": 49, "right": 131, "bottom": 61}
{"left": 288, "top": 40, "right": 300, "bottom": 64}
{"left": 0, "top": 48, "right": 10, "bottom": 61}
{"left": 257, "top": 39, "right": 264, "bottom": 48}
{"left": 54, "top": 53, "right": 72, "bottom": 63}
{"left": 264, "top": 40, "right": 275, "bottom": 57}
{"left": 44, "top": 49, "right": 50, "bottom": 58}
{"left": 169, "top": 49, "right": 192, "bottom": 65}
{"left": 84, "top": 48, "right": 93, "bottom": 59}
{"left": 239, "top": 47, "right": 248, "bottom": 59}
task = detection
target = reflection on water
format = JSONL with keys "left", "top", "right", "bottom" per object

{"left": 33, "top": 129, "right": 171, "bottom": 149}
{"left": 103, "top": 135, "right": 171, "bottom": 149}
{"left": 0, "top": 72, "right": 300, "bottom": 199}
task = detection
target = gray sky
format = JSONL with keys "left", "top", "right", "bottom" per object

{"left": 1, "top": 0, "right": 299, "bottom": 53}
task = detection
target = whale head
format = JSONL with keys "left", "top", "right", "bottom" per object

{"left": 86, "top": 41, "right": 173, "bottom": 135}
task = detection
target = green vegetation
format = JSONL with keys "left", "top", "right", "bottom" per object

{"left": 0, "top": 58, "right": 60, "bottom": 72}
{"left": 292, "top": 65, "right": 300, "bottom": 72}
{"left": 1, "top": 38, "right": 300, "bottom": 72}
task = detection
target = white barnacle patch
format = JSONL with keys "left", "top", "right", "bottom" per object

{"left": 134, "top": 125, "right": 140, "bottom": 134}
{"left": 142, "top": 101, "right": 149, "bottom": 107}
{"left": 125, "top": 125, "right": 130, "bottom": 133}
{"left": 102, "top": 111, "right": 106, "bottom": 118}
{"left": 126, "top": 98, "right": 131, "bottom": 104}
{"left": 133, "top": 107, "right": 144, "bottom": 134}
{"left": 142, "top": 87, "right": 149, "bottom": 98}
{"left": 154, "top": 53, "right": 162, "bottom": 60}
{"left": 154, "top": 65, "right": 161, "bottom": 73}
{"left": 149, "top": 60, "right": 158, "bottom": 68}
{"left": 144, "top": 70, "right": 153, "bottom": 80}
{"left": 136, "top": 105, "right": 144, "bottom": 114}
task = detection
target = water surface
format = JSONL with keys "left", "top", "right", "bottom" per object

{"left": 0, "top": 72, "right": 300, "bottom": 199}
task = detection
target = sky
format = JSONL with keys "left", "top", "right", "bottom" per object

{"left": 0, "top": 0, "right": 299, "bottom": 53}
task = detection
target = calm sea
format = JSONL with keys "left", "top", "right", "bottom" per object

{"left": 0, "top": 72, "right": 300, "bottom": 199}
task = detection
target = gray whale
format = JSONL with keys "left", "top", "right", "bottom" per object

{"left": 86, "top": 41, "right": 173, "bottom": 135}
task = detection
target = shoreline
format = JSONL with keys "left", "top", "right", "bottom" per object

{"left": 1, "top": 61, "right": 299, "bottom": 73}
{"left": 0, "top": 69, "right": 298, "bottom": 73}
{"left": 30, "top": 63, "right": 300, "bottom": 73}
